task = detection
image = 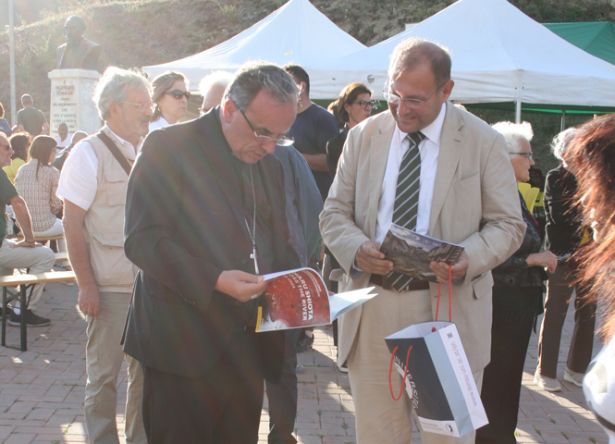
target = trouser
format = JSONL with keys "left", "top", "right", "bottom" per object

{"left": 84, "top": 292, "right": 146, "bottom": 444}
{"left": 0, "top": 238, "right": 55, "bottom": 310}
{"left": 141, "top": 331, "right": 265, "bottom": 444}
{"left": 347, "top": 285, "right": 480, "bottom": 444}
{"left": 476, "top": 287, "right": 541, "bottom": 444}
{"left": 536, "top": 261, "right": 596, "bottom": 378}
{"left": 266, "top": 329, "right": 300, "bottom": 444}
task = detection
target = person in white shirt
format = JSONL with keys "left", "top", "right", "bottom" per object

{"left": 148, "top": 71, "right": 189, "bottom": 132}
{"left": 57, "top": 67, "right": 150, "bottom": 444}
{"left": 320, "top": 37, "right": 524, "bottom": 444}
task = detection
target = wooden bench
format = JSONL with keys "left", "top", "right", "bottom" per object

{"left": 0, "top": 271, "right": 76, "bottom": 351}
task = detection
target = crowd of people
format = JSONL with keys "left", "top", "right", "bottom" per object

{"left": 0, "top": 34, "right": 613, "bottom": 444}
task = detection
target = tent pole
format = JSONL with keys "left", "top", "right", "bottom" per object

{"left": 8, "top": 0, "right": 17, "bottom": 125}
{"left": 560, "top": 112, "right": 566, "bottom": 131}
{"left": 515, "top": 100, "right": 522, "bottom": 123}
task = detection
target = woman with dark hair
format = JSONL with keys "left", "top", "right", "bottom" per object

{"left": 3, "top": 132, "right": 30, "bottom": 184}
{"left": 0, "top": 102, "right": 11, "bottom": 136}
{"left": 534, "top": 127, "right": 596, "bottom": 392}
{"left": 149, "top": 71, "right": 190, "bottom": 131}
{"left": 565, "top": 115, "right": 615, "bottom": 443}
{"left": 15, "top": 135, "right": 64, "bottom": 243}
{"left": 326, "top": 82, "right": 373, "bottom": 174}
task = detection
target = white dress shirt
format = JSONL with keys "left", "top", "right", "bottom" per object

{"left": 375, "top": 103, "right": 447, "bottom": 243}
{"left": 57, "top": 126, "right": 138, "bottom": 211}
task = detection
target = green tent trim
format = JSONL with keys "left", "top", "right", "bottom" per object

{"left": 545, "top": 21, "right": 615, "bottom": 66}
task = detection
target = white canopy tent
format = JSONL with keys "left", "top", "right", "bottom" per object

{"left": 321, "top": 0, "right": 615, "bottom": 116}
{"left": 143, "top": 0, "right": 365, "bottom": 98}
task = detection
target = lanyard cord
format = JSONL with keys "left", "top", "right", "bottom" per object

{"left": 244, "top": 166, "right": 259, "bottom": 274}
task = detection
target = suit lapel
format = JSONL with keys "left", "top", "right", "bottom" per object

{"left": 365, "top": 116, "right": 396, "bottom": 238}
{"left": 429, "top": 104, "right": 463, "bottom": 232}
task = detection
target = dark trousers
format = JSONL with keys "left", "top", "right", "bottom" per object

{"left": 476, "top": 287, "right": 541, "bottom": 444}
{"left": 142, "top": 337, "right": 265, "bottom": 444}
{"left": 266, "top": 329, "right": 299, "bottom": 444}
{"left": 536, "top": 261, "right": 596, "bottom": 377}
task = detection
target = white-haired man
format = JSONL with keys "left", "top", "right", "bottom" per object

{"left": 320, "top": 38, "right": 525, "bottom": 444}
{"left": 58, "top": 67, "right": 150, "bottom": 444}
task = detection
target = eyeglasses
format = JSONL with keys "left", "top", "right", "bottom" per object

{"left": 510, "top": 152, "right": 534, "bottom": 160}
{"left": 123, "top": 101, "right": 155, "bottom": 113}
{"left": 384, "top": 82, "right": 446, "bottom": 109}
{"left": 354, "top": 99, "right": 375, "bottom": 109}
{"left": 239, "top": 108, "right": 294, "bottom": 147}
{"left": 166, "top": 90, "right": 191, "bottom": 100}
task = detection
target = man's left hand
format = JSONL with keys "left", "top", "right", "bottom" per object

{"left": 430, "top": 251, "right": 469, "bottom": 284}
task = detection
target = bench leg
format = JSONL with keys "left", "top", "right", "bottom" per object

{"left": 1, "top": 288, "right": 7, "bottom": 347}
{"left": 20, "top": 285, "right": 27, "bottom": 352}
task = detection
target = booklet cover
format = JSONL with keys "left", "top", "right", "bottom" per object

{"left": 380, "top": 224, "right": 465, "bottom": 282}
{"left": 255, "top": 267, "right": 376, "bottom": 332}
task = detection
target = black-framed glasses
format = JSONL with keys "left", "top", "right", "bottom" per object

{"left": 510, "top": 152, "right": 534, "bottom": 160}
{"left": 354, "top": 99, "right": 375, "bottom": 109}
{"left": 239, "top": 108, "right": 294, "bottom": 147}
{"left": 166, "top": 89, "right": 191, "bottom": 100}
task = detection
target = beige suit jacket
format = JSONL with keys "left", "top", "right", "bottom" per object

{"left": 320, "top": 103, "right": 525, "bottom": 372}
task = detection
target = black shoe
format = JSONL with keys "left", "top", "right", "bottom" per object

{"left": 8, "top": 309, "right": 51, "bottom": 327}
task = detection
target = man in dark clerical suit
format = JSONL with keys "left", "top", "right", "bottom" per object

{"left": 122, "top": 63, "right": 300, "bottom": 444}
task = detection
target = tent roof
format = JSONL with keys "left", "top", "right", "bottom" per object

{"left": 321, "top": 0, "right": 615, "bottom": 107}
{"left": 544, "top": 21, "right": 615, "bottom": 66}
{"left": 143, "top": 0, "right": 365, "bottom": 94}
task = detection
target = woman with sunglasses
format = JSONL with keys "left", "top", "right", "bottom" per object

{"left": 149, "top": 71, "right": 190, "bottom": 132}
{"left": 326, "top": 82, "right": 373, "bottom": 174}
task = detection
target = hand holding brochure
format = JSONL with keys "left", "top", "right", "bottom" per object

{"left": 255, "top": 267, "right": 376, "bottom": 332}
{"left": 380, "top": 224, "right": 464, "bottom": 282}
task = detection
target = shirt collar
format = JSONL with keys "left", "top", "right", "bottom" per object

{"left": 102, "top": 125, "right": 140, "bottom": 153}
{"left": 392, "top": 102, "right": 447, "bottom": 145}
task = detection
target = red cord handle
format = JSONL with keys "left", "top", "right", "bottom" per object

{"left": 434, "top": 265, "right": 453, "bottom": 331}
{"left": 388, "top": 344, "right": 413, "bottom": 401}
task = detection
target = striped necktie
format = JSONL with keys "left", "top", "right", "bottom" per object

{"left": 385, "top": 131, "right": 425, "bottom": 291}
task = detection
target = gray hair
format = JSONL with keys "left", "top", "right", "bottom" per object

{"left": 388, "top": 38, "right": 452, "bottom": 87}
{"left": 93, "top": 67, "right": 151, "bottom": 120}
{"left": 491, "top": 121, "right": 534, "bottom": 154}
{"left": 224, "top": 62, "right": 298, "bottom": 110}
{"left": 550, "top": 127, "right": 577, "bottom": 161}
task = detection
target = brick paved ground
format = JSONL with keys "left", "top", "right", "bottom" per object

{"left": 0, "top": 282, "right": 607, "bottom": 443}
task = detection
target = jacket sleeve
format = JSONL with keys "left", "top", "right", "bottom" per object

{"left": 124, "top": 130, "right": 222, "bottom": 312}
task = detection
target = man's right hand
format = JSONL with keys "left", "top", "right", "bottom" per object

{"left": 355, "top": 241, "right": 394, "bottom": 275}
{"left": 78, "top": 284, "right": 100, "bottom": 318}
{"left": 215, "top": 270, "right": 268, "bottom": 303}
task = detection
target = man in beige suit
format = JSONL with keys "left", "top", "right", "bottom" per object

{"left": 320, "top": 38, "right": 525, "bottom": 444}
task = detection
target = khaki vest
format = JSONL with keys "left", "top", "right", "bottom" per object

{"left": 83, "top": 129, "right": 138, "bottom": 293}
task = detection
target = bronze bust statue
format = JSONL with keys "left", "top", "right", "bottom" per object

{"left": 56, "top": 16, "right": 101, "bottom": 71}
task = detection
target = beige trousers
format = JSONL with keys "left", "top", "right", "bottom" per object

{"left": 347, "top": 286, "right": 482, "bottom": 444}
{"left": 84, "top": 292, "right": 146, "bottom": 444}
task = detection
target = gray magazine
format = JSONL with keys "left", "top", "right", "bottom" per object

{"left": 380, "top": 224, "right": 464, "bottom": 282}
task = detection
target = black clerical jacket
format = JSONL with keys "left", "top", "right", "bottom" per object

{"left": 122, "top": 110, "right": 298, "bottom": 380}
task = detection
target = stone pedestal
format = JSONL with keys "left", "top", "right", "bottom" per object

{"left": 48, "top": 69, "right": 101, "bottom": 138}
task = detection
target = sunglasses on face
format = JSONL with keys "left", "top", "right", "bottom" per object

{"left": 166, "top": 90, "right": 191, "bottom": 100}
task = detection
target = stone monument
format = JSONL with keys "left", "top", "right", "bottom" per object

{"left": 49, "top": 16, "right": 102, "bottom": 138}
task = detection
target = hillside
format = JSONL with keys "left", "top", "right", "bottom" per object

{"left": 1, "top": 0, "right": 614, "bottom": 116}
